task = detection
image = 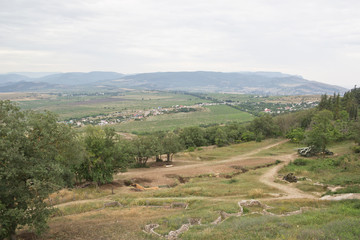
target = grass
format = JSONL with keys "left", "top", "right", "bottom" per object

{"left": 132, "top": 167, "right": 277, "bottom": 199}
{"left": 17, "top": 91, "right": 214, "bottom": 120}
{"left": 281, "top": 154, "right": 360, "bottom": 186}
{"left": 47, "top": 187, "right": 109, "bottom": 205}
{"left": 253, "top": 141, "right": 299, "bottom": 157}
{"left": 181, "top": 200, "right": 360, "bottom": 240}
{"left": 14, "top": 91, "right": 253, "bottom": 133}
{"left": 177, "top": 138, "right": 281, "bottom": 162}
{"left": 279, "top": 142, "right": 360, "bottom": 197}
{"left": 42, "top": 197, "right": 360, "bottom": 240}
{"left": 113, "top": 105, "right": 253, "bottom": 133}
{"left": 54, "top": 202, "right": 105, "bottom": 216}
{"left": 18, "top": 137, "right": 360, "bottom": 239}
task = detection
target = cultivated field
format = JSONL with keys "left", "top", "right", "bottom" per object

{"left": 113, "top": 105, "right": 253, "bottom": 133}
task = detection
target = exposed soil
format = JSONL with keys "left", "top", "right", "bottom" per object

{"left": 259, "top": 153, "right": 316, "bottom": 199}
{"left": 119, "top": 140, "right": 290, "bottom": 187}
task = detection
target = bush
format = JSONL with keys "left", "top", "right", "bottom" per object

{"left": 293, "top": 158, "right": 309, "bottom": 166}
{"left": 352, "top": 146, "right": 360, "bottom": 153}
{"left": 187, "top": 147, "right": 195, "bottom": 152}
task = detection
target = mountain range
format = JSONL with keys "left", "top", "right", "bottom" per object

{"left": 0, "top": 71, "right": 347, "bottom": 95}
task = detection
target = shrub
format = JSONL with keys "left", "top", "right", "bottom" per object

{"left": 188, "top": 147, "right": 195, "bottom": 152}
{"left": 352, "top": 146, "right": 360, "bottom": 153}
{"left": 293, "top": 158, "right": 308, "bottom": 166}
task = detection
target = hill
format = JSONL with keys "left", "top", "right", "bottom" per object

{"left": 0, "top": 71, "right": 347, "bottom": 95}
{"left": 109, "top": 71, "right": 346, "bottom": 95}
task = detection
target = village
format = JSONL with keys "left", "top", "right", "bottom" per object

{"left": 62, "top": 100, "right": 318, "bottom": 127}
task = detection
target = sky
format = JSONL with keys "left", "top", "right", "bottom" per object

{"left": 0, "top": 0, "right": 359, "bottom": 88}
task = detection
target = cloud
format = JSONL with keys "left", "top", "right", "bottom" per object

{"left": 0, "top": 0, "right": 359, "bottom": 87}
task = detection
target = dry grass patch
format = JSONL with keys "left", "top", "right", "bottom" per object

{"left": 247, "top": 188, "right": 266, "bottom": 198}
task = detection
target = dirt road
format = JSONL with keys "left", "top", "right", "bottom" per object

{"left": 259, "top": 153, "right": 316, "bottom": 199}
{"left": 118, "top": 139, "right": 290, "bottom": 186}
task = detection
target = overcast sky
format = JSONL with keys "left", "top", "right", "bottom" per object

{"left": 1, "top": 0, "right": 359, "bottom": 88}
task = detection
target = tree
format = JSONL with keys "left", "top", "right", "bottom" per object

{"left": 249, "top": 114, "right": 280, "bottom": 139}
{"left": 132, "top": 135, "right": 157, "bottom": 166}
{"left": 0, "top": 101, "right": 81, "bottom": 239}
{"left": 162, "top": 133, "right": 184, "bottom": 161}
{"left": 215, "top": 128, "right": 228, "bottom": 147}
{"left": 350, "top": 121, "right": 360, "bottom": 145}
{"left": 76, "top": 126, "right": 117, "bottom": 185}
{"left": 178, "top": 127, "right": 206, "bottom": 148}
{"left": 305, "top": 110, "right": 335, "bottom": 155}
{"left": 286, "top": 128, "right": 305, "bottom": 143}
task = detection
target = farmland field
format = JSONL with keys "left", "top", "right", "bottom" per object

{"left": 113, "top": 105, "right": 253, "bottom": 133}
{"left": 16, "top": 91, "right": 212, "bottom": 120}
{"left": 3, "top": 90, "right": 255, "bottom": 133}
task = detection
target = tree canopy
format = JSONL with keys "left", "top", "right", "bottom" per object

{"left": 0, "top": 100, "right": 82, "bottom": 239}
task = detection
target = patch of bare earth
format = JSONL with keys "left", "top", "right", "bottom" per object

{"left": 118, "top": 140, "right": 290, "bottom": 187}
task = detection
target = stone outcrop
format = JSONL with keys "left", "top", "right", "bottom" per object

{"left": 283, "top": 173, "right": 298, "bottom": 183}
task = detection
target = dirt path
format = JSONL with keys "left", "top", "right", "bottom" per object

{"left": 259, "top": 153, "right": 316, "bottom": 199}
{"left": 54, "top": 139, "right": 359, "bottom": 209}
{"left": 119, "top": 139, "right": 290, "bottom": 186}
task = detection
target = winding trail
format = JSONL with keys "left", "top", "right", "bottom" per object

{"left": 259, "top": 153, "right": 316, "bottom": 199}
{"left": 119, "top": 139, "right": 291, "bottom": 187}
{"left": 53, "top": 139, "right": 319, "bottom": 209}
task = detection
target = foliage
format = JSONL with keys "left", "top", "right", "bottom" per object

{"left": 249, "top": 114, "right": 280, "bottom": 139}
{"left": 305, "top": 110, "right": 335, "bottom": 154}
{"left": 75, "top": 126, "right": 130, "bottom": 185}
{"left": 318, "top": 87, "right": 360, "bottom": 120}
{"left": 282, "top": 154, "right": 360, "bottom": 186}
{"left": 132, "top": 135, "right": 158, "bottom": 166}
{"left": 178, "top": 126, "right": 207, "bottom": 148}
{"left": 0, "top": 100, "right": 81, "bottom": 239}
{"left": 350, "top": 121, "right": 360, "bottom": 145}
{"left": 214, "top": 128, "right": 229, "bottom": 147}
{"left": 286, "top": 127, "right": 305, "bottom": 143}
{"left": 161, "top": 132, "right": 184, "bottom": 161}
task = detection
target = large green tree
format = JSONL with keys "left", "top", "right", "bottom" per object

{"left": 162, "top": 132, "right": 184, "bottom": 161}
{"left": 305, "top": 110, "right": 335, "bottom": 155}
{"left": 0, "top": 101, "right": 81, "bottom": 239}
{"left": 178, "top": 126, "right": 206, "bottom": 148}
{"left": 132, "top": 135, "right": 157, "bottom": 166}
{"left": 249, "top": 114, "right": 280, "bottom": 140}
{"left": 76, "top": 126, "right": 119, "bottom": 185}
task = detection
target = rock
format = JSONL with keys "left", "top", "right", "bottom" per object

{"left": 171, "top": 202, "right": 188, "bottom": 209}
{"left": 283, "top": 173, "right": 298, "bottom": 183}
{"left": 104, "top": 201, "right": 122, "bottom": 208}
{"left": 166, "top": 224, "right": 190, "bottom": 240}
{"left": 188, "top": 218, "right": 201, "bottom": 225}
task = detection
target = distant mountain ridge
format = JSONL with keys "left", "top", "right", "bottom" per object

{"left": 0, "top": 71, "right": 347, "bottom": 95}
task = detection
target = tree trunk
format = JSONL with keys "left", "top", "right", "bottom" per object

{"left": 156, "top": 155, "right": 162, "bottom": 162}
{"left": 166, "top": 153, "right": 170, "bottom": 162}
{"left": 10, "top": 233, "right": 17, "bottom": 240}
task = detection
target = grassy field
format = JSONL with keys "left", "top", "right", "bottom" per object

{"left": 16, "top": 91, "right": 213, "bottom": 120}
{"left": 20, "top": 139, "right": 358, "bottom": 240}
{"left": 177, "top": 138, "right": 281, "bottom": 161}
{"left": 280, "top": 141, "right": 360, "bottom": 195}
{"left": 113, "top": 105, "right": 253, "bottom": 133}
{"left": 8, "top": 91, "right": 253, "bottom": 133}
